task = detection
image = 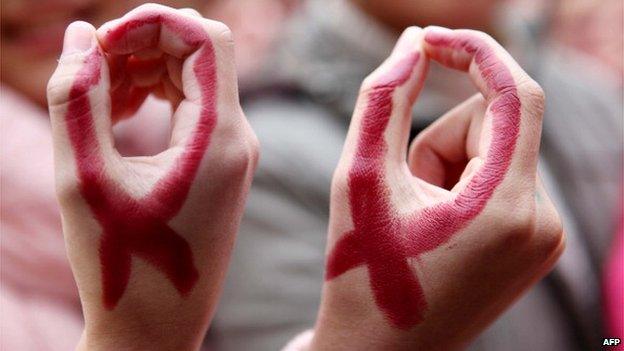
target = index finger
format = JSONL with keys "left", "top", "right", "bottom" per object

{"left": 95, "top": 4, "right": 243, "bottom": 212}
{"left": 423, "top": 26, "right": 544, "bottom": 186}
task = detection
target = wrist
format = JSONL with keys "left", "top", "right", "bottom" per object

{"left": 77, "top": 295, "right": 212, "bottom": 351}
{"left": 309, "top": 287, "right": 417, "bottom": 351}
{"left": 79, "top": 319, "right": 205, "bottom": 351}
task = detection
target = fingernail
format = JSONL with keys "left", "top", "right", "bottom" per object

{"left": 62, "top": 21, "right": 95, "bottom": 56}
{"left": 426, "top": 26, "right": 453, "bottom": 34}
{"left": 424, "top": 26, "right": 453, "bottom": 43}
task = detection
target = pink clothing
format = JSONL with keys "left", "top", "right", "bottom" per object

{"left": 1, "top": 85, "right": 171, "bottom": 350}
{"left": 604, "top": 205, "right": 624, "bottom": 350}
{"left": 1, "top": 86, "right": 82, "bottom": 350}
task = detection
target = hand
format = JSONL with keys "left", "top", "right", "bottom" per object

{"left": 47, "top": 4, "right": 258, "bottom": 350}
{"left": 304, "top": 26, "right": 564, "bottom": 350}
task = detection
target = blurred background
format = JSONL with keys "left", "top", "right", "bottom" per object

{"left": 1, "top": 0, "right": 622, "bottom": 350}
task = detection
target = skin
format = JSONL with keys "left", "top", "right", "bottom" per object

{"left": 325, "top": 27, "right": 523, "bottom": 330}
{"left": 43, "top": 3, "right": 563, "bottom": 351}
{"left": 47, "top": 4, "right": 258, "bottom": 350}
{"left": 296, "top": 27, "right": 564, "bottom": 350}
{"left": 1, "top": 0, "right": 205, "bottom": 106}
{"left": 1, "top": 0, "right": 294, "bottom": 106}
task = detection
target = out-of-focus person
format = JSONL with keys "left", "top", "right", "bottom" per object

{"left": 550, "top": 0, "right": 624, "bottom": 86}
{"left": 211, "top": 1, "right": 623, "bottom": 350}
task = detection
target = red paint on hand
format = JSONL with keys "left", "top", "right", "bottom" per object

{"left": 326, "top": 35, "right": 521, "bottom": 329}
{"left": 65, "top": 13, "right": 218, "bottom": 309}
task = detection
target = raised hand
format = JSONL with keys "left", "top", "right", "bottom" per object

{"left": 305, "top": 26, "right": 564, "bottom": 350}
{"left": 47, "top": 5, "right": 257, "bottom": 350}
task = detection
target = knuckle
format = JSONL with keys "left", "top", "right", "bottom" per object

{"left": 222, "top": 148, "right": 249, "bottom": 178}
{"left": 408, "top": 138, "right": 428, "bottom": 165}
{"left": 359, "top": 72, "right": 396, "bottom": 98}
{"left": 47, "top": 68, "right": 100, "bottom": 108}
{"left": 537, "top": 210, "right": 566, "bottom": 257}
{"left": 409, "top": 134, "right": 427, "bottom": 154}
{"left": 330, "top": 163, "right": 351, "bottom": 194}
{"left": 47, "top": 75, "right": 74, "bottom": 106}
{"left": 179, "top": 8, "right": 201, "bottom": 17}
{"left": 246, "top": 131, "right": 260, "bottom": 171}
{"left": 518, "top": 78, "right": 545, "bottom": 112}
{"left": 228, "top": 144, "right": 252, "bottom": 167}
{"left": 359, "top": 75, "right": 378, "bottom": 95}
{"left": 210, "top": 21, "right": 234, "bottom": 46}
{"left": 473, "top": 29, "right": 493, "bottom": 41}
{"left": 494, "top": 204, "right": 536, "bottom": 242}
{"left": 135, "top": 3, "right": 155, "bottom": 11}
{"left": 460, "top": 29, "right": 495, "bottom": 44}
{"left": 222, "top": 131, "right": 257, "bottom": 178}
{"left": 55, "top": 178, "right": 80, "bottom": 206}
{"left": 134, "top": 3, "right": 167, "bottom": 14}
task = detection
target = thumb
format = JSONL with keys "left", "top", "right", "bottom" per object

{"left": 48, "top": 21, "right": 102, "bottom": 106}
{"left": 47, "top": 21, "right": 115, "bottom": 197}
